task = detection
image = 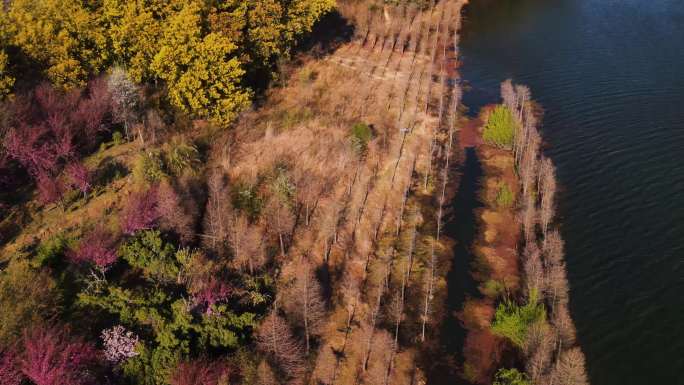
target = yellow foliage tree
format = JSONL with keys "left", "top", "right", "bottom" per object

{"left": 151, "top": 3, "right": 251, "bottom": 126}
{"left": 7, "top": 0, "right": 109, "bottom": 88}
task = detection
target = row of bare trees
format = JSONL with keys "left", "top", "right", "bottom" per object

{"left": 505, "top": 80, "right": 590, "bottom": 385}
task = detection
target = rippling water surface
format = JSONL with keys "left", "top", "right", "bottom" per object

{"left": 459, "top": 0, "right": 684, "bottom": 383}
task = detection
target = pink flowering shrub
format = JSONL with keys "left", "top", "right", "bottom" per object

{"left": 20, "top": 326, "right": 98, "bottom": 385}
{"left": 65, "top": 162, "right": 91, "bottom": 196}
{"left": 120, "top": 187, "right": 160, "bottom": 235}
{"left": 191, "top": 277, "right": 233, "bottom": 315}
{"left": 100, "top": 325, "right": 139, "bottom": 363}
{"left": 68, "top": 227, "right": 118, "bottom": 271}
{"left": 0, "top": 349, "right": 22, "bottom": 385}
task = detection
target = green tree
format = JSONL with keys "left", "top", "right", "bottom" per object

{"left": 151, "top": 3, "right": 251, "bottom": 126}
{"left": 0, "top": 259, "right": 61, "bottom": 345}
{"left": 493, "top": 368, "right": 531, "bottom": 385}
{"left": 491, "top": 289, "right": 546, "bottom": 348}
{"left": 119, "top": 230, "right": 179, "bottom": 283}
{"left": 483, "top": 105, "right": 518, "bottom": 149}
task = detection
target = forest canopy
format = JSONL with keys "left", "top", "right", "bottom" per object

{"left": 0, "top": 0, "right": 336, "bottom": 124}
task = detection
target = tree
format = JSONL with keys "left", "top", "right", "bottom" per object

{"left": 68, "top": 226, "right": 118, "bottom": 274}
{"left": 121, "top": 187, "right": 160, "bottom": 235}
{"left": 0, "top": 50, "right": 14, "bottom": 99}
{"left": 108, "top": 67, "right": 140, "bottom": 140}
{"left": 7, "top": 0, "right": 108, "bottom": 88}
{"left": 65, "top": 162, "right": 91, "bottom": 197}
{"left": 493, "top": 368, "right": 530, "bottom": 385}
{"left": 256, "top": 309, "right": 304, "bottom": 379}
{"left": 524, "top": 321, "right": 555, "bottom": 382}
{"left": 523, "top": 243, "right": 544, "bottom": 297}
{"left": 0, "top": 259, "right": 60, "bottom": 345}
{"left": 538, "top": 157, "right": 557, "bottom": 235}
{"left": 101, "top": 325, "right": 139, "bottom": 364}
{"left": 169, "top": 360, "right": 231, "bottom": 385}
{"left": 228, "top": 214, "right": 267, "bottom": 275}
{"left": 483, "top": 105, "right": 517, "bottom": 150}
{"left": 118, "top": 229, "right": 180, "bottom": 283}
{"left": 285, "top": 260, "right": 326, "bottom": 354}
{"left": 157, "top": 181, "right": 196, "bottom": 245}
{"left": 20, "top": 325, "right": 99, "bottom": 385}
{"left": 202, "top": 170, "right": 233, "bottom": 256}
{"left": 264, "top": 196, "right": 295, "bottom": 258}
{"left": 491, "top": 291, "right": 546, "bottom": 349}
{"left": 0, "top": 348, "right": 22, "bottom": 385}
{"left": 549, "top": 348, "right": 589, "bottom": 385}
{"left": 151, "top": 3, "right": 251, "bottom": 126}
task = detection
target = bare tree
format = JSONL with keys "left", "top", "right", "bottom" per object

{"left": 545, "top": 262, "right": 569, "bottom": 307}
{"left": 523, "top": 242, "right": 544, "bottom": 296}
{"left": 521, "top": 195, "right": 537, "bottom": 244}
{"left": 256, "top": 307, "right": 304, "bottom": 380}
{"left": 550, "top": 348, "right": 589, "bottom": 385}
{"left": 552, "top": 303, "right": 577, "bottom": 350}
{"left": 228, "top": 214, "right": 266, "bottom": 274}
{"left": 539, "top": 157, "right": 557, "bottom": 236}
{"left": 264, "top": 197, "right": 295, "bottom": 258}
{"left": 256, "top": 360, "right": 278, "bottom": 385}
{"left": 202, "top": 170, "right": 232, "bottom": 257}
{"left": 288, "top": 260, "right": 327, "bottom": 355}
{"left": 501, "top": 79, "right": 516, "bottom": 113}
{"left": 543, "top": 230, "right": 565, "bottom": 267}
{"left": 525, "top": 321, "right": 556, "bottom": 383}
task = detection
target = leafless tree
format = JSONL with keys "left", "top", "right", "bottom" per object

{"left": 521, "top": 195, "right": 537, "bottom": 244}
{"left": 501, "top": 79, "right": 516, "bottom": 113}
{"left": 256, "top": 307, "right": 304, "bottom": 380}
{"left": 264, "top": 197, "right": 295, "bottom": 258}
{"left": 550, "top": 348, "right": 589, "bottom": 385}
{"left": 545, "top": 262, "right": 569, "bottom": 307}
{"left": 523, "top": 242, "right": 544, "bottom": 296}
{"left": 543, "top": 229, "right": 565, "bottom": 267}
{"left": 539, "top": 157, "right": 557, "bottom": 236}
{"left": 256, "top": 360, "right": 278, "bottom": 385}
{"left": 525, "top": 321, "right": 556, "bottom": 383}
{"left": 228, "top": 214, "right": 266, "bottom": 274}
{"left": 288, "top": 260, "right": 327, "bottom": 355}
{"left": 202, "top": 170, "right": 232, "bottom": 257}
{"left": 552, "top": 303, "right": 577, "bottom": 350}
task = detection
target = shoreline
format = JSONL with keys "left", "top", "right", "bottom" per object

{"left": 456, "top": 83, "right": 589, "bottom": 384}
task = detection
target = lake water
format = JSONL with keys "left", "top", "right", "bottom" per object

{"left": 458, "top": 0, "right": 684, "bottom": 383}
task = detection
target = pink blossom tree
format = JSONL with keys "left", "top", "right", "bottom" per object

{"left": 36, "top": 173, "right": 63, "bottom": 204}
{"left": 0, "top": 348, "right": 22, "bottom": 385}
{"left": 191, "top": 277, "right": 233, "bottom": 315}
{"left": 20, "top": 326, "right": 98, "bottom": 385}
{"left": 120, "top": 188, "right": 160, "bottom": 235}
{"left": 100, "top": 325, "right": 139, "bottom": 364}
{"left": 69, "top": 226, "right": 118, "bottom": 275}
{"left": 65, "top": 162, "right": 91, "bottom": 197}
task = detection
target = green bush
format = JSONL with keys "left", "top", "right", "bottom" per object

{"left": 496, "top": 183, "right": 514, "bottom": 208}
{"left": 483, "top": 105, "right": 517, "bottom": 149}
{"left": 0, "top": 259, "right": 61, "bottom": 344}
{"left": 491, "top": 289, "right": 546, "bottom": 348}
{"left": 350, "top": 122, "right": 373, "bottom": 155}
{"left": 164, "top": 141, "right": 201, "bottom": 177}
{"left": 133, "top": 151, "right": 167, "bottom": 185}
{"left": 119, "top": 230, "right": 180, "bottom": 283}
{"left": 112, "top": 131, "right": 124, "bottom": 146}
{"left": 232, "top": 183, "right": 264, "bottom": 220}
{"left": 33, "top": 233, "right": 70, "bottom": 267}
{"left": 493, "top": 368, "right": 531, "bottom": 385}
